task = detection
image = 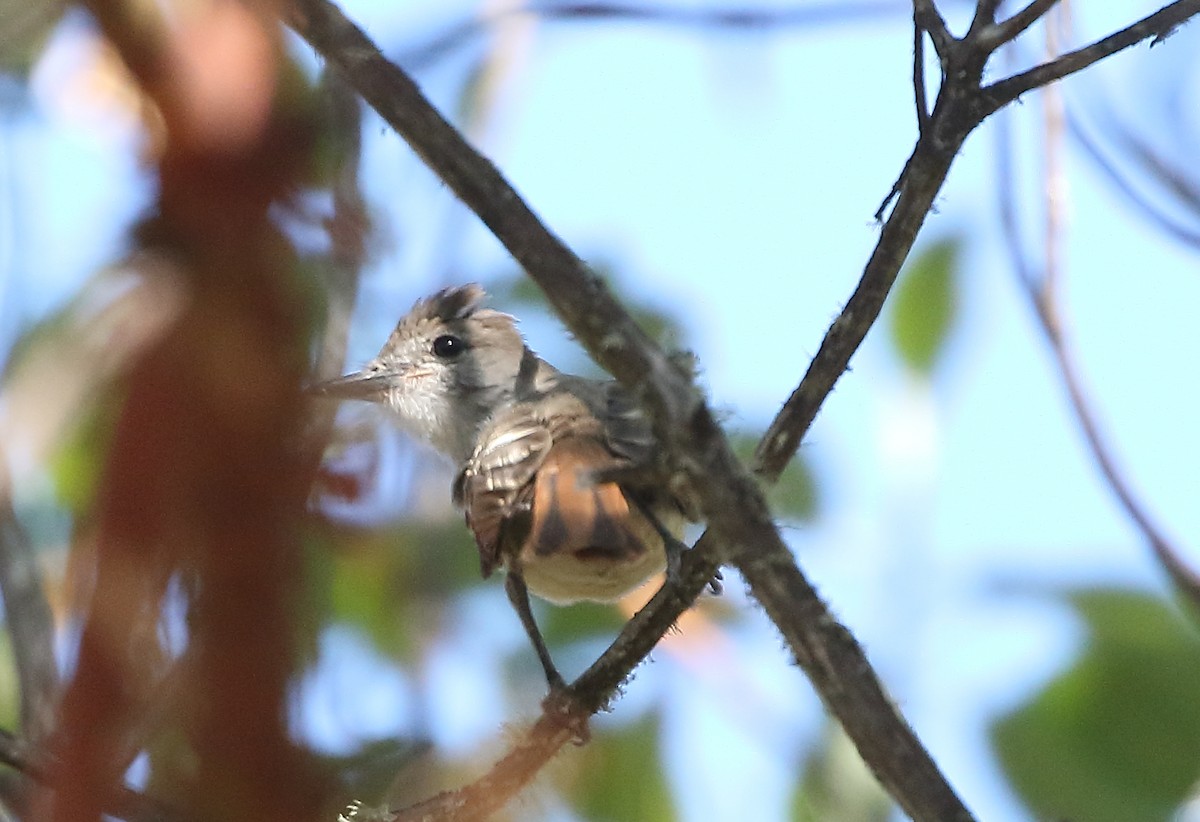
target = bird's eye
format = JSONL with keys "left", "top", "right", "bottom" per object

{"left": 432, "top": 334, "right": 466, "bottom": 358}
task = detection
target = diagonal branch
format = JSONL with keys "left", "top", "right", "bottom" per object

{"left": 286, "top": 0, "right": 976, "bottom": 819}
{"left": 978, "top": 0, "right": 1061, "bottom": 49}
{"left": 995, "top": 107, "right": 1200, "bottom": 615}
{"left": 291, "top": 0, "right": 1200, "bottom": 817}
{"left": 983, "top": 0, "right": 1200, "bottom": 114}
{"left": 1067, "top": 110, "right": 1200, "bottom": 249}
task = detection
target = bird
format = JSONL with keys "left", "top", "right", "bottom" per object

{"left": 311, "top": 284, "right": 693, "bottom": 689}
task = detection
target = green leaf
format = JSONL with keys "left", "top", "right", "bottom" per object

{"left": 320, "top": 521, "right": 482, "bottom": 660}
{"left": 888, "top": 237, "right": 961, "bottom": 375}
{"left": 992, "top": 588, "right": 1200, "bottom": 822}
{"left": 540, "top": 599, "right": 630, "bottom": 648}
{"left": 571, "top": 712, "right": 676, "bottom": 822}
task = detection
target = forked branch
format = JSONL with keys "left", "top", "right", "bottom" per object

{"left": 286, "top": 0, "right": 1200, "bottom": 819}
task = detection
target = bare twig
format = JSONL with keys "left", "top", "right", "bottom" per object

{"left": 913, "top": 16, "right": 931, "bottom": 134}
{"left": 979, "top": 0, "right": 1062, "bottom": 49}
{"left": 1067, "top": 110, "right": 1200, "bottom": 248}
{"left": 913, "top": 0, "right": 954, "bottom": 57}
{"left": 287, "top": 1, "right": 979, "bottom": 819}
{"left": 983, "top": 1, "right": 1200, "bottom": 113}
{"left": 289, "top": 0, "right": 1200, "bottom": 818}
{"left": 762, "top": 2, "right": 1200, "bottom": 483}
{"left": 996, "top": 86, "right": 1200, "bottom": 615}
{"left": 1041, "top": 2, "right": 1067, "bottom": 307}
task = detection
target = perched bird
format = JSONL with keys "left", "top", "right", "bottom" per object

{"left": 312, "top": 284, "right": 692, "bottom": 689}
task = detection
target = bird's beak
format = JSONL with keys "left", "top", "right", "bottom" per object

{"left": 306, "top": 369, "right": 396, "bottom": 402}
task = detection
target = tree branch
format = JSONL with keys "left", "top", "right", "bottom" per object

{"left": 978, "top": 0, "right": 1061, "bottom": 49}
{"left": 287, "top": 0, "right": 977, "bottom": 819}
{"left": 913, "top": 16, "right": 931, "bottom": 134}
{"left": 1067, "top": 109, "right": 1200, "bottom": 249}
{"left": 290, "top": 0, "right": 1200, "bottom": 818}
{"left": 912, "top": 0, "right": 953, "bottom": 58}
{"left": 966, "top": 0, "right": 1003, "bottom": 38}
{"left": 983, "top": 1, "right": 1200, "bottom": 114}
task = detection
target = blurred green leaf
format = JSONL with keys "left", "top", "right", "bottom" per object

{"left": 319, "top": 521, "right": 482, "bottom": 660}
{"left": 50, "top": 398, "right": 119, "bottom": 513}
{"left": 0, "top": 0, "right": 62, "bottom": 77}
{"left": 992, "top": 588, "right": 1200, "bottom": 822}
{"left": 730, "top": 432, "right": 819, "bottom": 522}
{"left": 0, "top": 633, "right": 20, "bottom": 733}
{"left": 540, "top": 599, "right": 629, "bottom": 648}
{"left": 572, "top": 712, "right": 676, "bottom": 822}
{"left": 791, "top": 721, "right": 891, "bottom": 822}
{"left": 888, "top": 237, "right": 961, "bottom": 375}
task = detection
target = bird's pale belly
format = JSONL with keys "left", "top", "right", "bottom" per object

{"left": 518, "top": 541, "right": 667, "bottom": 605}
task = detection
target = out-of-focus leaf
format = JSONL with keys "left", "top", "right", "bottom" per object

{"left": 887, "top": 237, "right": 960, "bottom": 375}
{"left": 50, "top": 398, "right": 119, "bottom": 513}
{"left": 320, "top": 521, "right": 481, "bottom": 660}
{"left": 0, "top": 633, "right": 21, "bottom": 733}
{"left": 569, "top": 712, "right": 675, "bottom": 822}
{"left": 540, "top": 599, "right": 629, "bottom": 648}
{"left": 791, "top": 721, "right": 891, "bottom": 822}
{"left": 0, "top": 0, "right": 63, "bottom": 77}
{"left": 992, "top": 588, "right": 1200, "bottom": 822}
{"left": 730, "top": 431, "right": 819, "bottom": 522}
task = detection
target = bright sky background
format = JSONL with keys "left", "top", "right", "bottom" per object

{"left": 5, "top": 0, "right": 1200, "bottom": 820}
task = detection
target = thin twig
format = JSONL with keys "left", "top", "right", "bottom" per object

{"left": 912, "top": 0, "right": 954, "bottom": 57}
{"left": 1067, "top": 110, "right": 1200, "bottom": 248}
{"left": 1041, "top": 1, "right": 1067, "bottom": 310}
{"left": 979, "top": 0, "right": 1061, "bottom": 49}
{"left": 913, "top": 17, "right": 931, "bottom": 134}
{"left": 982, "top": 0, "right": 1200, "bottom": 114}
{"left": 995, "top": 79, "right": 1200, "bottom": 614}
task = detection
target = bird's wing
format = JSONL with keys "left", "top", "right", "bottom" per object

{"left": 455, "top": 407, "right": 552, "bottom": 577}
{"left": 600, "top": 381, "right": 658, "bottom": 467}
{"left": 525, "top": 434, "right": 648, "bottom": 563}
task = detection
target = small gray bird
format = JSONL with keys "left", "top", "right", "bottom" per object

{"left": 312, "top": 284, "right": 692, "bottom": 689}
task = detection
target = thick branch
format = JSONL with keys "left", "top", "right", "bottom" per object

{"left": 983, "top": 1, "right": 1200, "bottom": 114}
